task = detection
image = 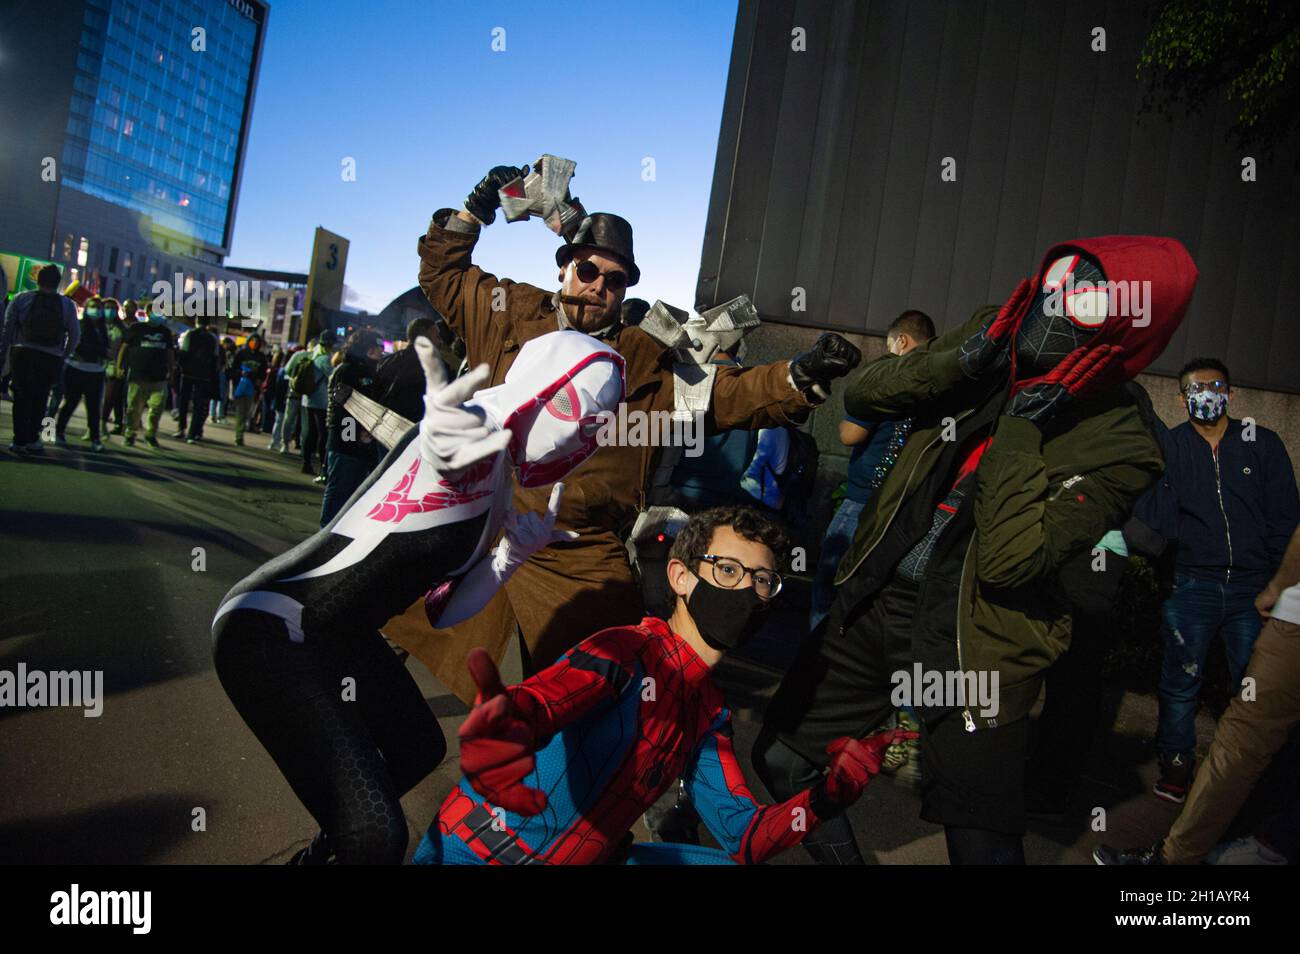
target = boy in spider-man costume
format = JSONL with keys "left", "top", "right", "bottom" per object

{"left": 413, "top": 505, "right": 913, "bottom": 865}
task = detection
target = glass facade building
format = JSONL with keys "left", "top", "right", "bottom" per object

{"left": 59, "top": 0, "right": 261, "bottom": 251}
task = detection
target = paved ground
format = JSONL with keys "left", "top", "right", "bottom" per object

{"left": 0, "top": 396, "right": 1221, "bottom": 864}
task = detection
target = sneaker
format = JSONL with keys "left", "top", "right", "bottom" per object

{"left": 80, "top": 431, "right": 92, "bottom": 442}
{"left": 234, "top": 437, "right": 244, "bottom": 447}
{"left": 279, "top": 445, "right": 292, "bottom": 455}
{"left": 1094, "top": 841, "right": 1165, "bottom": 865}
{"left": 26, "top": 439, "right": 44, "bottom": 454}
{"left": 110, "top": 424, "right": 124, "bottom": 435}
{"left": 7, "top": 442, "right": 27, "bottom": 454}
{"left": 301, "top": 463, "right": 316, "bottom": 477}
{"left": 174, "top": 430, "right": 186, "bottom": 439}
{"left": 186, "top": 438, "right": 197, "bottom": 445}
{"left": 145, "top": 435, "right": 160, "bottom": 448}
{"left": 268, "top": 442, "right": 282, "bottom": 454}
{"left": 124, "top": 435, "right": 136, "bottom": 446}
{"left": 91, "top": 441, "right": 105, "bottom": 452}
{"left": 1206, "top": 836, "right": 1287, "bottom": 866}
{"left": 1154, "top": 753, "right": 1193, "bottom": 804}
{"left": 54, "top": 435, "right": 69, "bottom": 448}
{"left": 313, "top": 473, "right": 328, "bottom": 485}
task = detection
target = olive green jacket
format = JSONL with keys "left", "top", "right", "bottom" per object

{"left": 836, "top": 308, "right": 1163, "bottom": 728}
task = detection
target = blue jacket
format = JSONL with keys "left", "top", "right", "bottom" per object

{"left": 1136, "top": 418, "right": 1299, "bottom": 588}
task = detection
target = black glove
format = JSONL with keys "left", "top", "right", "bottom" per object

{"left": 789, "top": 333, "right": 861, "bottom": 402}
{"left": 464, "top": 165, "right": 528, "bottom": 225}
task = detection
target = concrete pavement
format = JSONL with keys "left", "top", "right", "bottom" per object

{"left": 0, "top": 395, "right": 1218, "bottom": 864}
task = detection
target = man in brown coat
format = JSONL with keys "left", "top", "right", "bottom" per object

{"left": 383, "top": 163, "right": 861, "bottom": 700}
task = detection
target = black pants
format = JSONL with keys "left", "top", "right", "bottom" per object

{"left": 8, "top": 348, "right": 63, "bottom": 445}
{"left": 178, "top": 376, "right": 213, "bottom": 439}
{"left": 302, "top": 407, "right": 327, "bottom": 470}
{"left": 755, "top": 575, "right": 1028, "bottom": 864}
{"left": 55, "top": 366, "right": 105, "bottom": 442}
{"left": 212, "top": 611, "right": 446, "bottom": 864}
{"left": 1029, "top": 554, "right": 1128, "bottom": 798}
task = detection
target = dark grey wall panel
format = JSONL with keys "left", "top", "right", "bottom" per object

{"left": 698, "top": 0, "right": 1300, "bottom": 392}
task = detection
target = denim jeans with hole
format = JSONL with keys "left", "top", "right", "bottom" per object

{"left": 1156, "top": 574, "right": 1263, "bottom": 758}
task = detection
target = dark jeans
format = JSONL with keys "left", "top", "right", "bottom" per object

{"left": 260, "top": 394, "right": 276, "bottom": 433}
{"left": 302, "top": 407, "right": 327, "bottom": 470}
{"left": 55, "top": 366, "right": 105, "bottom": 442}
{"left": 1157, "top": 575, "right": 1263, "bottom": 759}
{"left": 178, "top": 376, "right": 213, "bottom": 439}
{"left": 321, "top": 449, "right": 379, "bottom": 527}
{"left": 8, "top": 347, "right": 63, "bottom": 445}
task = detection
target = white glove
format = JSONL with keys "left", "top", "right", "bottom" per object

{"left": 490, "top": 483, "right": 579, "bottom": 575}
{"left": 430, "top": 484, "right": 579, "bottom": 629}
{"left": 414, "top": 337, "right": 511, "bottom": 478}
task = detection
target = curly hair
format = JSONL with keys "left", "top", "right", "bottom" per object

{"left": 668, "top": 505, "right": 790, "bottom": 572}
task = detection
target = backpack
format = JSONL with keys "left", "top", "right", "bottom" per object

{"left": 288, "top": 354, "right": 319, "bottom": 397}
{"left": 24, "top": 291, "right": 65, "bottom": 347}
{"left": 776, "top": 426, "right": 820, "bottom": 519}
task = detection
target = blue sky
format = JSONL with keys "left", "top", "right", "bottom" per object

{"left": 226, "top": 0, "right": 739, "bottom": 314}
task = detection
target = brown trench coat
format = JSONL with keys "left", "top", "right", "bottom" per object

{"left": 381, "top": 209, "right": 813, "bottom": 702}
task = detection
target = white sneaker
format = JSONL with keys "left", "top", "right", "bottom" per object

{"left": 268, "top": 442, "right": 282, "bottom": 454}
{"left": 1206, "top": 836, "right": 1287, "bottom": 865}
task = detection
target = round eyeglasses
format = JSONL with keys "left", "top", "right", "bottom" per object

{"left": 693, "top": 554, "right": 783, "bottom": 601}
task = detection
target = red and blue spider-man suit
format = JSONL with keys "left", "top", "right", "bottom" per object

{"left": 413, "top": 616, "right": 908, "bottom": 865}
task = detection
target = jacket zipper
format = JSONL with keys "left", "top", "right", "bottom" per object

{"left": 958, "top": 539, "right": 976, "bottom": 732}
{"left": 1212, "top": 445, "right": 1233, "bottom": 584}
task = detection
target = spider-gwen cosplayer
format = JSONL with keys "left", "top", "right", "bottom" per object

{"left": 414, "top": 506, "right": 914, "bottom": 865}
{"left": 212, "top": 331, "right": 625, "bottom": 864}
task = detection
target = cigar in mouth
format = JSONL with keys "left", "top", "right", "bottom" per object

{"left": 559, "top": 294, "right": 593, "bottom": 321}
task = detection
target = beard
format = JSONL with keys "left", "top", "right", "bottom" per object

{"left": 560, "top": 295, "right": 617, "bottom": 333}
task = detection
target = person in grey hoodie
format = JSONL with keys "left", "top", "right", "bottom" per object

{"left": 1, "top": 264, "right": 79, "bottom": 453}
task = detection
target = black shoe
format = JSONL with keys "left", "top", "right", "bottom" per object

{"left": 301, "top": 464, "right": 316, "bottom": 477}
{"left": 174, "top": 430, "right": 186, "bottom": 439}
{"left": 124, "top": 435, "right": 136, "bottom": 446}
{"left": 145, "top": 435, "right": 160, "bottom": 448}
{"left": 1094, "top": 841, "right": 1165, "bottom": 865}
{"left": 1154, "top": 753, "right": 1193, "bottom": 804}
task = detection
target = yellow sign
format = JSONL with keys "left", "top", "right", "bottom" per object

{"left": 301, "top": 226, "right": 349, "bottom": 345}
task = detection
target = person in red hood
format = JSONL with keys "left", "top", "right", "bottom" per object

{"left": 753, "top": 235, "right": 1198, "bottom": 865}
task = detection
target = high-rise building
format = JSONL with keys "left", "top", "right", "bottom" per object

{"left": 0, "top": 0, "right": 269, "bottom": 309}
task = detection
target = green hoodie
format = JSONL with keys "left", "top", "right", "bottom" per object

{"left": 835, "top": 307, "right": 1164, "bottom": 729}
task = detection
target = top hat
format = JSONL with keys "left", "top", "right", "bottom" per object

{"left": 556, "top": 213, "right": 639, "bottom": 286}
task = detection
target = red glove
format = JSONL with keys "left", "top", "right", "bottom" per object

{"left": 457, "top": 649, "right": 548, "bottom": 816}
{"left": 823, "top": 729, "right": 919, "bottom": 807}
{"left": 1006, "top": 344, "right": 1123, "bottom": 424}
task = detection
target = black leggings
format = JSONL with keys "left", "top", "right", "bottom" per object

{"left": 213, "top": 611, "right": 446, "bottom": 864}
{"left": 56, "top": 366, "right": 105, "bottom": 441}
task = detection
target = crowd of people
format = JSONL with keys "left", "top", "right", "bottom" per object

{"left": 0, "top": 263, "right": 458, "bottom": 530}
{"left": 6, "top": 161, "right": 1299, "bottom": 868}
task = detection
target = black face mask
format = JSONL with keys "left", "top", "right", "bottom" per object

{"left": 1014, "top": 251, "right": 1107, "bottom": 379}
{"left": 686, "top": 574, "right": 767, "bottom": 652}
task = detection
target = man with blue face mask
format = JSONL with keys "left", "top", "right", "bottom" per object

{"left": 1138, "top": 358, "right": 1300, "bottom": 804}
